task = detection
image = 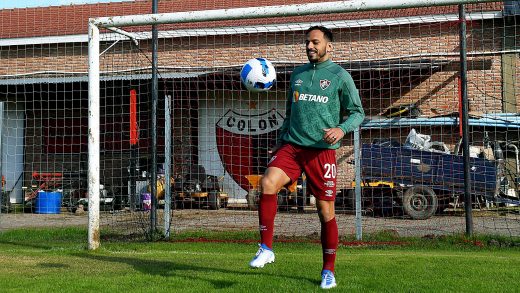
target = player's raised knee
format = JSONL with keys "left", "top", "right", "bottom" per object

{"left": 260, "top": 175, "right": 278, "bottom": 194}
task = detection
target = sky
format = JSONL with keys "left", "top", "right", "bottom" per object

{"left": 0, "top": 0, "right": 134, "bottom": 10}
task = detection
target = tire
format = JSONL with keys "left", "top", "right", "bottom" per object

{"left": 173, "top": 192, "right": 186, "bottom": 209}
{"left": 247, "top": 190, "right": 259, "bottom": 210}
{"left": 335, "top": 189, "right": 354, "bottom": 212}
{"left": 277, "top": 191, "right": 287, "bottom": 211}
{"left": 344, "top": 189, "right": 356, "bottom": 210}
{"left": 208, "top": 191, "right": 220, "bottom": 210}
{"left": 296, "top": 194, "right": 305, "bottom": 212}
{"left": 402, "top": 185, "right": 438, "bottom": 220}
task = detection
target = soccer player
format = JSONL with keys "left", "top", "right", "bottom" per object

{"left": 249, "top": 25, "right": 365, "bottom": 290}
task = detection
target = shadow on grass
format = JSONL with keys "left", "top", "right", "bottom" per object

{"left": 0, "top": 240, "right": 55, "bottom": 250}
{"left": 72, "top": 252, "right": 317, "bottom": 289}
{"left": 38, "top": 262, "right": 70, "bottom": 269}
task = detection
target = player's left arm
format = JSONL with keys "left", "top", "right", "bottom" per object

{"left": 337, "top": 73, "right": 365, "bottom": 135}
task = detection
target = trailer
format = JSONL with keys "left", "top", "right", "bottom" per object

{"left": 339, "top": 142, "right": 519, "bottom": 220}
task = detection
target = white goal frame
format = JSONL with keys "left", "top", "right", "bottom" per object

{"left": 88, "top": 0, "right": 496, "bottom": 250}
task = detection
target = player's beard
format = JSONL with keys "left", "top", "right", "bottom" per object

{"left": 307, "top": 49, "right": 326, "bottom": 63}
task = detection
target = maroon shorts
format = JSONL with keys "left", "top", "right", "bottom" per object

{"left": 267, "top": 143, "right": 337, "bottom": 201}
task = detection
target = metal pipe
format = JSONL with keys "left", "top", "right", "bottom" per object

{"left": 354, "top": 127, "right": 362, "bottom": 240}
{"left": 91, "top": 0, "right": 496, "bottom": 28}
{"left": 459, "top": 4, "right": 473, "bottom": 236}
{"left": 164, "top": 95, "right": 172, "bottom": 239}
{"left": 150, "top": 0, "right": 158, "bottom": 237}
{"left": 105, "top": 27, "right": 139, "bottom": 46}
{"left": 99, "top": 40, "right": 120, "bottom": 56}
{"left": 0, "top": 102, "right": 3, "bottom": 215}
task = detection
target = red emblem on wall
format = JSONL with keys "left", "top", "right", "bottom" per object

{"left": 215, "top": 109, "right": 284, "bottom": 191}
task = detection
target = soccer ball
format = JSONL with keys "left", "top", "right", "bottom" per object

{"left": 240, "top": 58, "right": 277, "bottom": 92}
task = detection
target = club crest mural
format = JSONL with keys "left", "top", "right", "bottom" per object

{"left": 215, "top": 109, "right": 284, "bottom": 191}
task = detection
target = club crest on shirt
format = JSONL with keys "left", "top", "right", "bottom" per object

{"left": 320, "top": 79, "right": 331, "bottom": 90}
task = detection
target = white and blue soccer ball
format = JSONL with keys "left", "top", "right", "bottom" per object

{"left": 240, "top": 58, "right": 277, "bottom": 92}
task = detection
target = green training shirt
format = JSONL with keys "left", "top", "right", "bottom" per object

{"left": 278, "top": 59, "right": 365, "bottom": 149}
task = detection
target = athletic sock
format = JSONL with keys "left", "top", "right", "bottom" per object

{"left": 321, "top": 217, "right": 338, "bottom": 273}
{"left": 258, "top": 193, "right": 277, "bottom": 249}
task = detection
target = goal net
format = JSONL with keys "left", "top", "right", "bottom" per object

{"left": 5, "top": 0, "right": 510, "bottom": 247}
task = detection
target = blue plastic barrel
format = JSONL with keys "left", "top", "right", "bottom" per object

{"left": 35, "top": 191, "right": 62, "bottom": 214}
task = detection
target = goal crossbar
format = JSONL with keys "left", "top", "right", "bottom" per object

{"left": 91, "top": 0, "right": 497, "bottom": 28}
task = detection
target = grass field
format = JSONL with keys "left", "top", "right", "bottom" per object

{"left": 0, "top": 228, "right": 519, "bottom": 292}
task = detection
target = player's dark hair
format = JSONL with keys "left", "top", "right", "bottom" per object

{"left": 305, "top": 26, "right": 333, "bottom": 42}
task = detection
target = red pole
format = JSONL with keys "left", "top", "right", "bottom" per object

{"left": 129, "top": 89, "right": 139, "bottom": 211}
{"left": 130, "top": 89, "right": 138, "bottom": 145}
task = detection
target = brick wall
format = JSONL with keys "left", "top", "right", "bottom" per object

{"left": 1, "top": 20, "right": 518, "bottom": 193}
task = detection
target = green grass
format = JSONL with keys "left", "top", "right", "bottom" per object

{"left": 0, "top": 228, "right": 519, "bottom": 292}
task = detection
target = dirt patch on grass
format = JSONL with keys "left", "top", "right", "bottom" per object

{"left": 1, "top": 208, "right": 519, "bottom": 238}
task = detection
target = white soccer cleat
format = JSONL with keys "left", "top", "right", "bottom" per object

{"left": 320, "top": 270, "right": 337, "bottom": 289}
{"left": 249, "top": 244, "right": 275, "bottom": 268}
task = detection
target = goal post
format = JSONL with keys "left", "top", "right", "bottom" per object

{"left": 88, "top": 22, "right": 100, "bottom": 250}
{"left": 88, "top": 0, "right": 500, "bottom": 249}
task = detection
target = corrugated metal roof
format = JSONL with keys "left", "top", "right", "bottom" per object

{"left": 0, "top": 59, "right": 443, "bottom": 85}
{"left": 0, "top": 72, "right": 209, "bottom": 85}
